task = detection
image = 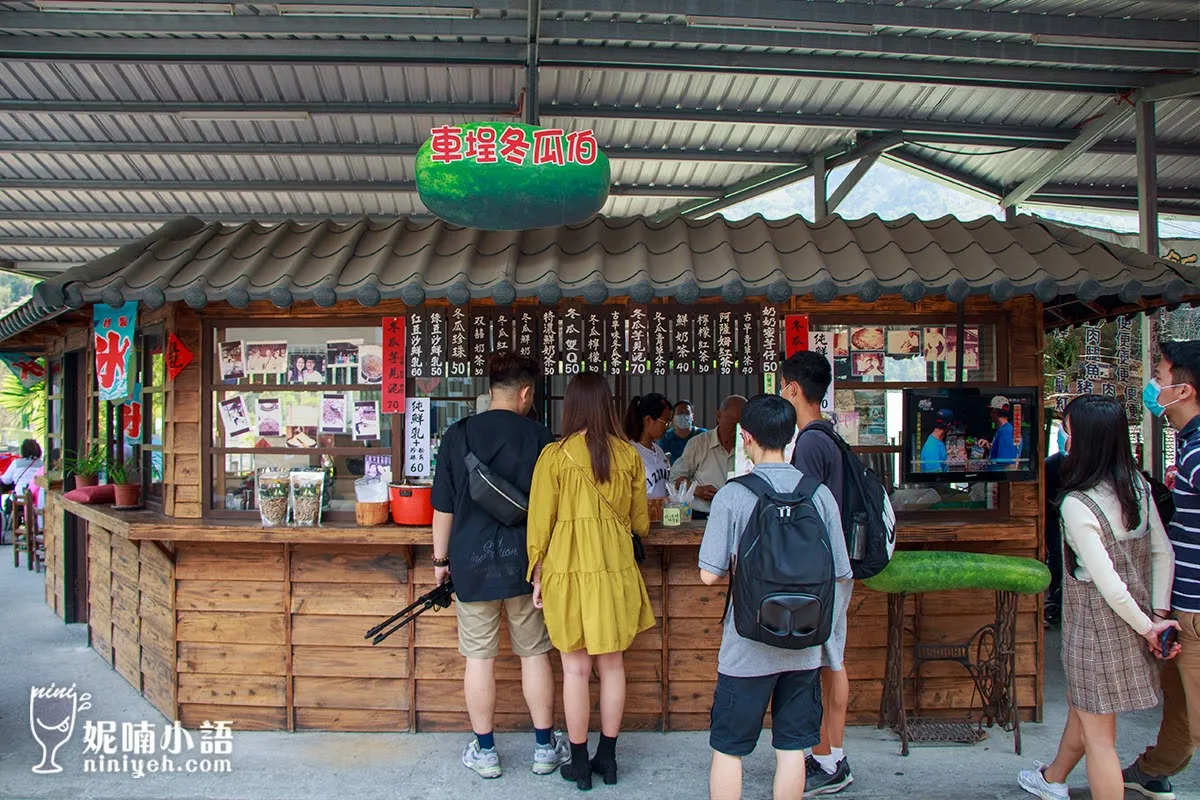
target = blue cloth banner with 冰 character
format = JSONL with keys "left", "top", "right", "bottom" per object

{"left": 0, "top": 352, "right": 45, "bottom": 389}
{"left": 93, "top": 301, "right": 138, "bottom": 402}
{"left": 123, "top": 381, "right": 143, "bottom": 441}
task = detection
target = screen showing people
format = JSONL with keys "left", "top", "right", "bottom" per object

{"left": 904, "top": 388, "right": 1036, "bottom": 481}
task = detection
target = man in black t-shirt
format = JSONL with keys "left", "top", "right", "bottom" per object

{"left": 780, "top": 351, "right": 854, "bottom": 797}
{"left": 430, "top": 352, "right": 567, "bottom": 780}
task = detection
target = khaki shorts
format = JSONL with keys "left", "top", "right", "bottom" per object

{"left": 456, "top": 594, "right": 553, "bottom": 660}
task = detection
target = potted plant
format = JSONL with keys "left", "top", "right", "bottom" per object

{"left": 62, "top": 445, "right": 106, "bottom": 488}
{"left": 106, "top": 456, "right": 141, "bottom": 508}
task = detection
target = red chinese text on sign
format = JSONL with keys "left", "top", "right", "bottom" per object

{"left": 464, "top": 127, "right": 498, "bottom": 163}
{"left": 784, "top": 315, "right": 810, "bottom": 359}
{"left": 532, "top": 128, "right": 566, "bottom": 165}
{"left": 382, "top": 317, "right": 407, "bottom": 415}
{"left": 429, "top": 125, "right": 464, "bottom": 164}
{"left": 498, "top": 127, "right": 531, "bottom": 165}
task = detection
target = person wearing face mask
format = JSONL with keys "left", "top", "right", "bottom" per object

{"left": 669, "top": 395, "right": 747, "bottom": 522}
{"left": 1123, "top": 340, "right": 1200, "bottom": 800}
{"left": 659, "top": 400, "right": 707, "bottom": 465}
{"left": 1044, "top": 418, "right": 1069, "bottom": 628}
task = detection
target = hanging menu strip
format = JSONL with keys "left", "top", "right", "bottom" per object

{"left": 447, "top": 307, "right": 470, "bottom": 378}
{"left": 651, "top": 307, "right": 669, "bottom": 376}
{"left": 561, "top": 302, "right": 584, "bottom": 375}
{"left": 383, "top": 316, "right": 407, "bottom": 414}
{"left": 739, "top": 307, "right": 757, "bottom": 376}
{"left": 672, "top": 309, "right": 693, "bottom": 374}
{"left": 517, "top": 310, "right": 537, "bottom": 360}
{"left": 761, "top": 305, "right": 779, "bottom": 373}
{"left": 628, "top": 305, "right": 650, "bottom": 375}
{"left": 585, "top": 308, "right": 605, "bottom": 372}
{"left": 608, "top": 306, "right": 625, "bottom": 374}
{"left": 541, "top": 307, "right": 558, "bottom": 377}
{"left": 405, "top": 310, "right": 425, "bottom": 379}
{"left": 493, "top": 309, "right": 514, "bottom": 357}
{"left": 427, "top": 307, "right": 445, "bottom": 378}
{"left": 716, "top": 310, "right": 735, "bottom": 376}
{"left": 695, "top": 311, "right": 714, "bottom": 375}
{"left": 470, "top": 307, "right": 492, "bottom": 377}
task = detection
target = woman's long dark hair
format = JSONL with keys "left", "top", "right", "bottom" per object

{"left": 622, "top": 393, "right": 671, "bottom": 442}
{"left": 1060, "top": 395, "right": 1143, "bottom": 530}
{"left": 562, "top": 373, "right": 623, "bottom": 484}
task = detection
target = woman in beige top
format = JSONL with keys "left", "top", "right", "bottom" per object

{"left": 1020, "top": 396, "right": 1179, "bottom": 800}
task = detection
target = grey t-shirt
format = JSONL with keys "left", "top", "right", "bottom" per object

{"left": 698, "top": 462, "right": 853, "bottom": 678}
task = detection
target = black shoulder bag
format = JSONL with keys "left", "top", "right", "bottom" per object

{"left": 463, "top": 419, "right": 530, "bottom": 527}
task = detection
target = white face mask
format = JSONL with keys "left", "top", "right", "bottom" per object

{"left": 674, "top": 413, "right": 693, "bottom": 431}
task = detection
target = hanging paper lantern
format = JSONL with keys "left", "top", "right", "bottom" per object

{"left": 415, "top": 122, "right": 611, "bottom": 230}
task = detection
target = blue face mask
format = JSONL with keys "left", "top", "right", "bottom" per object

{"left": 1143, "top": 379, "right": 1182, "bottom": 418}
{"left": 1057, "top": 427, "right": 1068, "bottom": 454}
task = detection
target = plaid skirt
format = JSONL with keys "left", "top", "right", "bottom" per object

{"left": 1062, "top": 491, "right": 1160, "bottom": 715}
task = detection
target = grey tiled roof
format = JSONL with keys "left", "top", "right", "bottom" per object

{"left": 5, "top": 213, "right": 1198, "bottom": 341}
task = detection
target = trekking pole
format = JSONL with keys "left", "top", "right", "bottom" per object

{"left": 365, "top": 580, "right": 455, "bottom": 645}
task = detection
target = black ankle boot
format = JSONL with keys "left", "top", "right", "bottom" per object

{"left": 590, "top": 735, "right": 618, "bottom": 786}
{"left": 561, "top": 741, "right": 592, "bottom": 791}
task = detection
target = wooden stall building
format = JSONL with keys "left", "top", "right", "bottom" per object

{"left": 7, "top": 213, "right": 1198, "bottom": 733}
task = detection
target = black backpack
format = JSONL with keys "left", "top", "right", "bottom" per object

{"left": 725, "top": 473, "right": 835, "bottom": 650}
{"left": 807, "top": 424, "right": 897, "bottom": 580}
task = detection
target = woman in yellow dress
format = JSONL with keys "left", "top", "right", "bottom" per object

{"left": 528, "top": 372, "right": 657, "bottom": 791}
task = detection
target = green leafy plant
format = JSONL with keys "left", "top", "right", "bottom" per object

{"left": 62, "top": 445, "right": 106, "bottom": 479}
{"left": 105, "top": 455, "right": 140, "bottom": 487}
{"left": 0, "top": 371, "right": 45, "bottom": 440}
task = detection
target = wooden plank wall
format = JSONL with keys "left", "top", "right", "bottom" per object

{"left": 43, "top": 493, "right": 66, "bottom": 619}
{"left": 166, "top": 306, "right": 202, "bottom": 519}
{"left": 85, "top": 524, "right": 176, "bottom": 720}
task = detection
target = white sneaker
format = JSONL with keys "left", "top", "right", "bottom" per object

{"left": 1018, "top": 762, "right": 1069, "bottom": 800}
{"left": 532, "top": 731, "right": 571, "bottom": 775}
{"left": 462, "top": 739, "right": 502, "bottom": 779}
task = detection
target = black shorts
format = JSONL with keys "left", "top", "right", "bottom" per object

{"left": 709, "top": 670, "right": 823, "bottom": 757}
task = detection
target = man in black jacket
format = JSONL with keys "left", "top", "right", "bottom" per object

{"left": 430, "top": 351, "right": 567, "bottom": 780}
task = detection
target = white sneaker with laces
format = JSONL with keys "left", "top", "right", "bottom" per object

{"left": 462, "top": 739, "right": 502, "bottom": 779}
{"left": 532, "top": 732, "right": 571, "bottom": 775}
{"left": 1018, "top": 762, "right": 1069, "bottom": 800}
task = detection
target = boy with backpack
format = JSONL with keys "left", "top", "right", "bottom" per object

{"left": 699, "top": 394, "right": 853, "bottom": 800}
{"left": 780, "top": 351, "right": 896, "bottom": 796}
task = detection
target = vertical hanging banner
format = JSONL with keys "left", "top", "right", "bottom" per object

{"left": 540, "top": 307, "right": 558, "bottom": 377}
{"left": 627, "top": 306, "right": 650, "bottom": 375}
{"left": 672, "top": 309, "right": 693, "bottom": 374}
{"left": 166, "top": 332, "right": 193, "bottom": 382}
{"left": 403, "top": 397, "right": 431, "bottom": 478}
{"left": 716, "top": 310, "right": 736, "bottom": 375}
{"left": 93, "top": 301, "right": 137, "bottom": 401}
{"left": 470, "top": 307, "right": 492, "bottom": 377}
{"left": 784, "top": 314, "right": 810, "bottom": 359}
{"left": 739, "top": 307, "right": 758, "bottom": 376}
{"left": 0, "top": 353, "right": 45, "bottom": 388}
{"left": 383, "top": 316, "right": 407, "bottom": 414}
{"left": 607, "top": 307, "right": 625, "bottom": 374}
{"left": 651, "top": 307, "right": 669, "bottom": 377}
{"left": 560, "top": 303, "right": 584, "bottom": 375}
{"left": 427, "top": 308, "right": 446, "bottom": 378}
{"left": 806, "top": 331, "right": 836, "bottom": 416}
{"left": 584, "top": 308, "right": 605, "bottom": 372}
{"left": 694, "top": 311, "right": 714, "bottom": 375}
{"left": 517, "top": 310, "right": 537, "bottom": 360}
{"left": 123, "top": 382, "right": 143, "bottom": 441}
{"left": 447, "top": 307, "right": 470, "bottom": 378}
{"left": 493, "top": 309, "right": 514, "bottom": 356}
{"left": 406, "top": 310, "right": 426, "bottom": 379}
{"left": 761, "top": 305, "right": 780, "bottom": 374}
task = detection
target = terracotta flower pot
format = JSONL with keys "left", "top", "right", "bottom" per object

{"left": 74, "top": 474, "right": 98, "bottom": 488}
{"left": 113, "top": 483, "right": 141, "bottom": 508}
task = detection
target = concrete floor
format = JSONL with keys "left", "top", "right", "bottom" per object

{"left": 0, "top": 550, "right": 1195, "bottom": 800}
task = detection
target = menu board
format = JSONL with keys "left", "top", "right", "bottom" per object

{"left": 540, "top": 307, "right": 558, "bottom": 377}
{"left": 717, "top": 311, "right": 735, "bottom": 376}
{"left": 585, "top": 309, "right": 605, "bottom": 372}
{"left": 426, "top": 308, "right": 446, "bottom": 378}
{"left": 628, "top": 306, "right": 650, "bottom": 375}
{"left": 470, "top": 308, "right": 491, "bottom": 377}
{"left": 447, "top": 307, "right": 470, "bottom": 378}
{"left": 651, "top": 308, "right": 669, "bottom": 377}
{"left": 561, "top": 303, "right": 584, "bottom": 375}
{"left": 695, "top": 311, "right": 714, "bottom": 375}
{"left": 383, "top": 316, "right": 406, "bottom": 414}
{"left": 673, "top": 311, "right": 693, "bottom": 374}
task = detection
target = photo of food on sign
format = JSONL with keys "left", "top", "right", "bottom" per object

{"left": 256, "top": 398, "right": 282, "bottom": 437}
{"left": 850, "top": 326, "right": 885, "bottom": 352}
{"left": 832, "top": 331, "right": 849, "bottom": 358}
{"left": 286, "top": 406, "right": 319, "bottom": 449}
{"left": 359, "top": 345, "right": 383, "bottom": 385}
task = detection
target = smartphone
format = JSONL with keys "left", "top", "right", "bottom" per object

{"left": 1160, "top": 627, "right": 1178, "bottom": 658}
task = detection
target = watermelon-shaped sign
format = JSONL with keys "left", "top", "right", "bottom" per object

{"left": 415, "top": 121, "right": 611, "bottom": 230}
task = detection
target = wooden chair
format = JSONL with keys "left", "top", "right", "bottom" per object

{"left": 12, "top": 490, "right": 41, "bottom": 572}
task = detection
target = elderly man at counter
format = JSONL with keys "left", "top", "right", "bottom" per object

{"left": 669, "top": 395, "right": 746, "bottom": 521}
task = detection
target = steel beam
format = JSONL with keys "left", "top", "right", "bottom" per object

{"left": 4, "top": 135, "right": 1199, "bottom": 160}
{"left": 526, "top": 0, "right": 542, "bottom": 126}
{"left": 1025, "top": 197, "right": 1200, "bottom": 218}
{"left": 0, "top": 237, "right": 131, "bottom": 249}
{"left": 814, "top": 155, "right": 828, "bottom": 220}
{"left": 558, "top": 0, "right": 1197, "bottom": 43}
{"left": 1032, "top": 184, "right": 1195, "bottom": 202}
{"left": 0, "top": 211, "right": 368, "bottom": 224}
{"left": 826, "top": 152, "right": 881, "bottom": 214}
{"left": 538, "top": 21, "right": 1198, "bottom": 71}
{"left": 1142, "top": 75, "right": 1200, "bottom": 103}
{"left": 883, "top": 149, "right": 1003, "bottom": 202}
{"left": 0, "top": 177, "right": 724, "bottom": 198}
{"left": 1138, "top": 101, "right": 1159, "bottom": 257}
{"left": 1002, "top": 100, "right": 1136, "bottom": 207}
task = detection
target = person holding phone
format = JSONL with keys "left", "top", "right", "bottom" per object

{"left": 1018, "top": 396, "right": 1178, "bottom": 800}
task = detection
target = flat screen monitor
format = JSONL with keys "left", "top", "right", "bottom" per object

{"left": 902, "top": 387, "right": 1039, "bottom": 483}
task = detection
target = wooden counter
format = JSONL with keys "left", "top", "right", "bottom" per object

{"left": 44, "top": 493, "right": 1043, "bottom": 733}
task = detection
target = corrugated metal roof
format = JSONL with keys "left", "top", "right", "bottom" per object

{"left": 4, "top": 213, "right": 1192, "bottom": 333}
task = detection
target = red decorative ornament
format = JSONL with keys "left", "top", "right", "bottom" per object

{"left": 167, "top": 332, "right": 194, "bottom": 381}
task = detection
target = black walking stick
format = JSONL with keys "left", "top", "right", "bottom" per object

{"left": 365, "top": 579, "right": 455, "bottom": 645}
